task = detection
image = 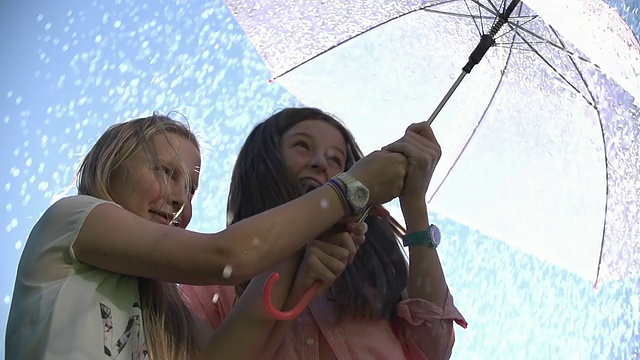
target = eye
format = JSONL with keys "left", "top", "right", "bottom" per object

{"left": 154, "top": 165, "right": 173, "bottom": 177}
{"left": 329, "top": 156, "right": 343, "bottom": 167}
{"left": 293, "top": 140, "right": 310, "bottom": 150}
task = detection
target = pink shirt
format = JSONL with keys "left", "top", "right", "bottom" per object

{"left": 181, "top": 285, "right": 466, "bottom": 359}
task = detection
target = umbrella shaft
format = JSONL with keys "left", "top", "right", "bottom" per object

{"left": 427, "top": 71, "right": 467, "bottom": 126}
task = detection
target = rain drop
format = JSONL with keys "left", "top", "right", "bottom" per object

{"left": 252, "top": 237, "right": 260, "bottom": 246}
{"left": 3, "top": 296, "right": 10, "bottom": 305}
{"left": 14, "top": 240, "right": 22, "bottom": 250}
{"left": 212, "top": 293, "right": 220, "bottom": 303}
{"left": 320, "top": 198, "right": 329, "bottom": 209}
{"left": 222, "top": 265, "right": 232, "bottom": 278}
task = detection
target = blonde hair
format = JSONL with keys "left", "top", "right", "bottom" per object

{"left": 76, "top": 113, "right": 200, "bottom": 360}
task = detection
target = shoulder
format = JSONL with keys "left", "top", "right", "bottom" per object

{"left": 48, "top": 195, "right": 113, "bottom": 216}
{"left": 39, "top": 195, "right": 115, "bottom": 232}
{"left": 25, "top": 195, "right": 115, "bottom": 261}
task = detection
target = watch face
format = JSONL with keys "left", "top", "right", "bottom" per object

{"left": 354, "top": 187, "right": 368, "bottom": 204}
{"left": 430, "top": 225, "right": 441, "bottom": 246}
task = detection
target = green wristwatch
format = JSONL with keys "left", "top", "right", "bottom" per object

{"left": 402, "top": 224, "right": 441, "bottom": 248}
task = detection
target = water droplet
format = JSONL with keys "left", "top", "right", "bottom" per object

{"left": 252, "top": 237, "right": 260, "bottom": 246}
{"left": 212, "top": 293, "right": 220, "bottom": 303}
{"left": 320, "top": 198, "right": 329, "bottom": 208}
{"left": 222, "top": 265, "right": 233, "bottom": 278}
{"left": 4, "top": 295, "right": 10, "bottom": 304}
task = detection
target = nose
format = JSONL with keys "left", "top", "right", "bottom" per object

{"left": 309, "top": 152, "right": 329, "bottom": 173}
{"left": 168, "top": 180, "right": 188, "bottom": 214}
{"left": 176, "top": 200, "right": 192, "bottom": 228}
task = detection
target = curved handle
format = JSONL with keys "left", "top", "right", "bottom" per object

{"left": 262, "top": 272, "right": 321, "bottom": 321}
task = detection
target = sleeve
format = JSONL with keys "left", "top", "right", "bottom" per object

{"left": 179, "top": 284, "right": 238, "bottom": 329}
{"left": 394, "top": 289, "right": 467, "bottom": 360}
{"left": 55, "top": 195, "right": 112, "bottom": 264}
{"left": 26, "top": 195, "right": 110, "bottom": 268}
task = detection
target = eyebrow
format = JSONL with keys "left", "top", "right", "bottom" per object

{"left": 288, "top": 132, "right": 346, "bottom": 158}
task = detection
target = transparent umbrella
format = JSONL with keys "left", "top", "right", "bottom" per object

{"left": 223, "top": 0, "right": 640, "bottom": 288}
{"left": 1, "top": 0, "right": 638, "bottom": 357}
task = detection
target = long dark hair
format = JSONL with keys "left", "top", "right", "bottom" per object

{"left": 227, "top": 107, "right": 408, "bottom": 320}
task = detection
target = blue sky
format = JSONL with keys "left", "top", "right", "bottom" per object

{"left": 1, "top": 1, "right": 638, "bottom": 358}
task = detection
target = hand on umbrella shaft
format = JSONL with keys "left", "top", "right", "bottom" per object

{"left": 382, "top": 122, "right": 441, "bottom": 202}
{"left": 346, "top": 150, "right": 407, "bottom": 206}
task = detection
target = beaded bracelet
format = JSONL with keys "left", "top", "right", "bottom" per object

{"left": 326, "top": 178, "right": 352, "bottom": 215}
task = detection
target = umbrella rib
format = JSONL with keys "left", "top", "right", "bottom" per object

{"left": 272, "top": 0, "right": 460, "bottom": 80}
{"left": 507, "top": 22, "right": 595, "bottom": 106}
{"left": 428, "top": 18, "right": 519, "bottom": 204}
{"left": 492, "top": 14, "right": 537, "bottom": 42}
{"left": 499, "top": 19, "right": 594, "bottom": 67}
{"left": 547, "top": 26, "right": 608, "bottom": 286}
{"left": 495, "top": 40, "right": 548, "bottom": 46}
{"left": 421, "top": 8, "right": 497, "bottom": 21}
{"left": 462, "top": 0, "right": 483, "bottom": 35}
{"left": 467, "top": 0, "right": 500, "bottom": 18}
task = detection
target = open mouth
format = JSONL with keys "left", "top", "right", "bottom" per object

{"left": 150, "top": 211, "right": 173, "bottom": 225}
{"left": 300, "top": 178, "right": 322, "bottom": 193}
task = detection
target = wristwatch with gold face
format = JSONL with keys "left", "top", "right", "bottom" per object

{"left": 332, "top": 173, "right": 370, "bottom": 214}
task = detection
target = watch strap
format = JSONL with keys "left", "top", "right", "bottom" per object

{"left": 332, "top": 173, "right": 368, "bottom": 214}
{"left": 402, "top": 226, "right": 438, "bottom": 248}
{"left": 326, "top": 178, "right": 353, "bottom": 215}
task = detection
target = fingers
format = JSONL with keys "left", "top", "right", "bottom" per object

{"left": 382, "top": 126, "right": 442, "bottom": 166}
{"left": 406, "top": 121, "right": 439, "bottom": 143}
{"left": 310, "top": 239, "right": 351, "bottom": 264}
{"left": 303, "top": 241, "right": 350, "bottom": 284}
{"left": 321, "top": 227, "right": 364, "bottom": 263}
{"left": 382, "top": 138, "right": 441, "bottom": 168}
{"left": 299, "top": 225, "right": 367, "bottom": 291}
{"left": 346, "top": 222, "right": 367, "bottom": 243}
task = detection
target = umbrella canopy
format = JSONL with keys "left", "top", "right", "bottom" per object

{"left": 1, "top": 1, "right": 638, "bottom": 358}
{"left": 223, "top": 0, "right": 640, "bottom": 284}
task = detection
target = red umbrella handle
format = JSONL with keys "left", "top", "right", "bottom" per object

{"left": 262, "top": 272, "right": 321, "bottom": 320}
{"left": 263, "top": 206, "right": 373, "bottom": 320}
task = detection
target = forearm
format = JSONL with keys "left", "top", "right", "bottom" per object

{"left": 202, "top": 185, "right": 346, "bottom": 284}
{"left": 74, "top": 185, "right": 345, "bottom": 286}
{"left": 262, "top": 279, "right": 312, "bottom": 359}
{"left": 200, "top": 252, "right": 303, "bottom": 360}
{"left": 400, "top": 198, "right": 448, "bottom": 308}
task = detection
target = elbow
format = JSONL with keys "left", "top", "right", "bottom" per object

{"left": 198, "top": 237, "right": 268, "bottom": 286}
